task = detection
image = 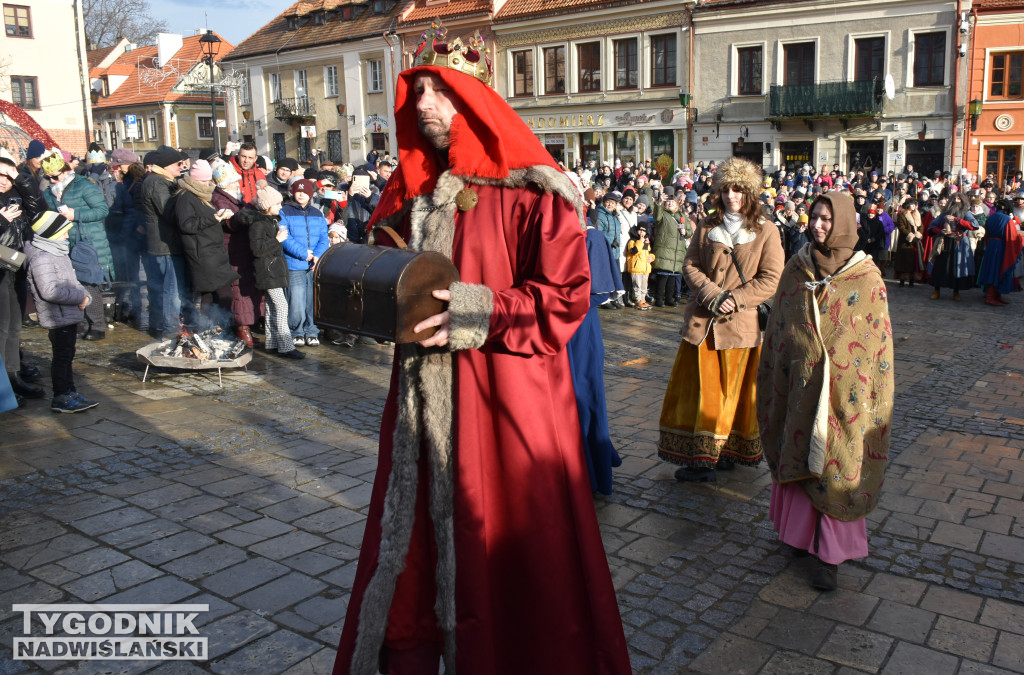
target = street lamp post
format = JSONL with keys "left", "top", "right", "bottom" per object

{"left": 199, "top": 30, "right": 222, "bottom": 151}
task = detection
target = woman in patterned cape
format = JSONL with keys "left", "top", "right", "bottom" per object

{"left": 757, "top": 191, "right": 894, "bottom": 591}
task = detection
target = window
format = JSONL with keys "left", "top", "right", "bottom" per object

{"left": 854, "top": 37, "right": 885, "bottom": 82}
{"left": 543, "top": 46, "right": 565, "bottom": 94}
{"left": 10, "top": 76, "right": 37, "bottom": 109}
{"left": 651, "top": 34, "right": 676, "bottom": 87}
{"left": 269, "top": 73, "right": 282, "bottom": 102}
{"left": 198, "top": 115, "right": 213, "bottom": 139}
{"left": 913, "top": 32, "right": 946, "bottom": 87}
{"left": 325, "top": 65, "right": 339, "bottom": 97}
{"left": 368, "top": 60, "right": 383, "bottom": 93}
{"left": 147, "top": 117, "right": 158, "bottom": 140}
{"left": 737, "top": 46, "right": 762, "bottom": 95}
{"left": 4, "top": 4, "right": 30, "bottom": 37}
{"left": 990, "top": 52, "right": 1023, "bottom": 99}
{"left": 614, "top": 38, "right": 638, "bottom": 90}
{"left": 512, "top": 50, "right": 533, "bottom": 96}
{"left": 784, "top": 42, "right": 815, "bottom": 86}
{"left": 577, "top": 42, "right": 601, "bottom": 92}
{"left": 295, "top": 69, "right": 308, "bottom": 99}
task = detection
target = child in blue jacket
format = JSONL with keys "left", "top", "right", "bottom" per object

{"left": 280, "top": 179, "right": 330, "bottom": 346}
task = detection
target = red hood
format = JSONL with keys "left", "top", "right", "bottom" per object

{"left": 370, "top": 66, "right": 558, "bottom": 226}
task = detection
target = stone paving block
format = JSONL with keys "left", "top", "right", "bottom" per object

{"left": 63, "top": 568, "right": 118, "bottom": 601}
{"left": 908, "top": 482, "right": 954, "bottom": 502}
{"left": 202, "top": 610, "right": 277, "bottom": 659}
{"left": 211, "top": 629, "right": 321, "bottom": 674}
{"left": 761, "top": 649, "right": 835, "bottom": 675}
{"left": 980, "top": 532, "right": 1024, "bottom": 564}
{"left": 125, "top": 484, "right": 204, "bottom": 510}
{"left": 70, "top": 507, "right": 155, "bottom": 536}
{"left": 758, "top": 569, "right": 820, "bottom": 610}
{"left": 161, "top": 543, "right": 249, "bottom": 580}
{"left": 930, "top": 521, "right": 984, "bottom": 551}
{"left": 320, "top": 561, "right": 358, "bottom": 590}
{"left": 57, "top": 547, "right": 130, "bottom": 575}
{"left": 249, "top": 531, "right": 328, "bottom": 560}
{"left": 201, "top": 556, "right": 293, "bottom": 597}
{"left": 881, "top": 641, "right": 959, "bottom": 675}
{"left": 809, "top": 588, "right": 879, "bottom": 626}
{"left": 26, "top": 563, "right": 79, "bottom": 587}
{"left": 958, "top": 660, "right": 1019, "bottom": 675}
{"left": 202, "top": 475, "right": 272, "bottom": 498}
{"left": 983, "top": 481, "right": 1024, "bottom": 500}
{"left": 757, "top": 607, "right": 834, "bottom": 655}
{"left": 233, "top": 483, "right": 308, "bottom": 511}
{"left": 927, "top": 614, "right": 997, "bottom": 662}
{"left": 132, "top": 531, "right": 218, "bottom": 566}
{"left": 0, "top": 519, "right": 67, "bottom": 551}
{"left": 292, "top": 507, "right": 365, "bottom": 535}
{"left": 3, "top": 578, "right": 62, "bottom": 605}
{"left": 864, "top": 573, "right": 928, "bottom": 605}
{"left": 917, "top": 500, "right": 968, "bottom": 524}
{"left": 97, "top": 475, "right": 172, "bottom": 497}
{"left": 41, "top": 494, "right": 125, "bottom": 521}
{"left": 172, "top": 466, "right": 243, "bottom": 487}
{"left": 688, "top": 632, "right": 774, "bottom": 674}
{"left": 920, "top": 585, "right": 983, "bottom": 621}
{"left": 294, "top": 596, "right": 347, "bottom": 628}
{"left": 280, "top": 551, "right": 345, "bottom": 576}
{"left": 628, "top": 513, "right": 697, "bottom": 540}
{"left": 294, "top": 473, "right": 362, "bottom": 499}
{"left": 817, "top": 624, "right": 893, "bottom": 671}
{"left": 0, "top": 533, "right": 96, "bottom": 571}
{"left": 234, "top": 572, "right": 327, "bottom": 614}
{"left": 281, "top": 647, "right": 336, "bottom": 675}
{"left": 981, "top": 599, "right": 1024, "bottom": 636}
{"left": 99, "top": 518, "right": 187, "bottom": 549}
{"left": 866, "top": 599, "right": 935, "bottom": 644}
{"left": 616, "top": 535, "right": 680, "bottom": 567}
{"left": 182, "top": 510, "right": 243, "bottom": 535}
{"left": 103, "top": 576, "right": 198, "bottom": 604}
{"left": 153, "top": 494, "right": 232, "bottom": 521}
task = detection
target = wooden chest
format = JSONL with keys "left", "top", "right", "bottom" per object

{"left": 313, "top": 240, "right": 459, "bottom": 344}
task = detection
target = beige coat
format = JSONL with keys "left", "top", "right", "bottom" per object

{"left": 680, "top": 216, "right": 785, "bottom": 349}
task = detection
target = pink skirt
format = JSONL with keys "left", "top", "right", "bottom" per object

{"left": 769, "top": 482, "right": 869, "bottom": 565}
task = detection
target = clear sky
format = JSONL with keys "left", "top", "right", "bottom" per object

{"left": 156, "top": 0, "right": 283, "bottom": 48}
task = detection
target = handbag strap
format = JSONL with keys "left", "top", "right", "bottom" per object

{"left": 728, "top": 247, "right": 749, "bottom": 286}
{"left": 370, "top": 225, "right": 408, "bottom": 249}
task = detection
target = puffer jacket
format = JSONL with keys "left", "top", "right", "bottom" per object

{"left": 625, "top": 227, "right": 653, "bottom": 274}
{"left": 0, "top": 173, "right": 44, "bottom": 252}
{"left": 651, "top": 203, "right": 690, "bottom": 274}
{"left": 43, "top": 175, "right": 114, "bottom": 280}
{"left": 238, "top": 209, "right": 289, "bottom": 291}
{"left": 280, "top": 201, "right": 330, "bottom": 271}
{"left": 175, "top": 183, "right": 239, "bottom": 293}
{"left": 24, "top": 241, "right": 87, "bottom": 329}
{"left": 680, "top": 215, "right": 784, "bottom": 350}
{"left": 140, "top": 170, "right": 182, "bottom": 256}
{"left": 594, "top": 205, "right": 620, "bottom": 249}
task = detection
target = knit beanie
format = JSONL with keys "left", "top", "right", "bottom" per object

{"left": 26, "top": 139, "right": 45, "bottom": 161}
{"left": 210, "top": 158, "right": 241, "bottom": 189}
{"left": 189, "top": 159, "right": 213, "bottom": 182}
{"left": 291, "top": 179, "right": 316, "bottom": 198}
{"left": 255, "top": 185, "right": 283, "bottom": 212}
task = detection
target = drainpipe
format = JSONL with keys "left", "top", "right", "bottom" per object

{"left": 72, "top": 0, "right": 93, "bottom": 149}
{"left": 949, "top": 0, "right": 963, "bottom": 171}
{"left": 962, "top": 5, "right": 979, "bottom": 172}
{"left": 687, "top": 4, "right": 696, "bottom": 167}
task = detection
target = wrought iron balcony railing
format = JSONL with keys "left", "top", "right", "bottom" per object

{"left": 768, "top": 79, "right": 883, "bottom": 119}
{"left": 274, "top": 97, "right": 316, "bottom": 120}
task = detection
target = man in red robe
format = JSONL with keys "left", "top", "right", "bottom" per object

{"left": 333, "top": 26, "right": 631, "bottom": 675}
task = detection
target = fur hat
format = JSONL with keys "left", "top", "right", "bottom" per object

{"left": 711, "top": 157, "right": 763, "bottom": 198}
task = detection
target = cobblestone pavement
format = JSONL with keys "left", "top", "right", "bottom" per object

{"left": 1, "top": 281, "right": 1023, "bottom": 674}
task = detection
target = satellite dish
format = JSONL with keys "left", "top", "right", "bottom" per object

{"left": 884, "top": 74, "right": 895, "bottom": 100}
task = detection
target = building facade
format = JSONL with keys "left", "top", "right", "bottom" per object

{"left": 492, "top": 0, "right": 694, "bottom": 169}
{"left": 2, "top": 0, "right": 92, "bottom": 155}
{"left": 222, "top": 0, "right": 404, "bottom": 166}
{"left": 964, "top": 0, "right": 1023, "bottom": 189}
{"left": 692, "top": 0, "right": 965, "bottom": 177}
{"left": 89, "top": 33, "right": 234, "bottom": 156}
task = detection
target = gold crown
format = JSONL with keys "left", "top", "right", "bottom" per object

{"left": 412, "top": 21, "right": 491, "bottom": 86}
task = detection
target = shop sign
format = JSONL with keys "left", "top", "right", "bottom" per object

{"left": 364, "top": 114, "right": 389, "bottom": 132}
{"left": 614, "top": 112, "right": 656, "bottom": 127}
{"left": 544, "top": 135, "right": 565, "bottom": 145}
{"left": 525, "top": 114, "right": 605, "bottom": 130}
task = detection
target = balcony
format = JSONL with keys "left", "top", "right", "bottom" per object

{"left": 274, "top": 97, "right": 316, "bottom": 121}
{"left": 767, "top": 79, "right": 883, "bottom": 120}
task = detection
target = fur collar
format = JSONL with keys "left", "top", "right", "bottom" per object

{"left": 708, "top": 223, "right": 758, "bottom": 246}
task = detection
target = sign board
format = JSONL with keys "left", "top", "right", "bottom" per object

{"left": 544, "top": 135, "right": 565, "bottom": 145}
{"left": 818, "top": 152, "right": 829, "bottom": 164}
{"left": 888, "top": 152, "right": 904, "bottom": 164}
{"left": 350, "top": 137, "right": 362, "bottom": 150}
{"left": 125, "top": 114, "right": 139, "bottom": 139}
{"left": 364, "top": 114, "right": 389, "bottom": 132}
{"left": 215, "top": 119, "right": 226, "bottom": 128}
{"left": 300, "top": 125, "right": 317, "bottom": 138}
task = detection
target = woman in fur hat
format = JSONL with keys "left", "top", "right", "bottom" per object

{"left": 657, "top": 157, "right": 784, "bottom": 482}
{"left": 757, "top": 192, "right": 893, "bottom": 590}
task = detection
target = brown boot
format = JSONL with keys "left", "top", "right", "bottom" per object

{"left": 952, "top": 290, "right": 961, "bottom": 302}
{"left": 985, "top": 287, "right": 1005, "bottom": 307}
{"left": 930, "top": 289, "right": 940, "bottom": 300}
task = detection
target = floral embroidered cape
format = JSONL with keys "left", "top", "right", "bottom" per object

{"left": 757, "top": 246, "right": 894, "bottom": 521}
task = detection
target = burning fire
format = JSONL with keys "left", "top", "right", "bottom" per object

{"left": 164, "top": 324, "right": 246, "bottom": 362}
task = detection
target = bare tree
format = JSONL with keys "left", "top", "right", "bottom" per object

{"left": 83, "top": 0, "right": 169, "bottom": 49}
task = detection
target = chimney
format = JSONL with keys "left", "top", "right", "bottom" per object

{"left": 156, "top": 33, "right": 184, "bottom": 68}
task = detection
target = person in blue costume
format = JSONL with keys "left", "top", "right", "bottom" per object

{"left": 567, "top": 222, "right": 623, "bottom": 494}
{"left": 977, "top": 198, "right": 1023, "bottom": 306}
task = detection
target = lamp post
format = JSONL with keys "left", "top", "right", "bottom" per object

{"left": 199, "top": 30, "right": 222, "bottom": 150}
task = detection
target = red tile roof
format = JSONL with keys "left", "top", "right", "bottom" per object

{"left": 92, "top": 34, "right": 235, "bottom": 110}
{"left": 224, "top": 0, "right": 405, "bottom": 62}
{"left": 401, "top": 0, "right": 492, "bottom": 24}
{"left": 87, "top": 45, "right": 118, "bottom": 69}
{"left": 495, "top": 0, "right": 651, "bottom": 21}
{"left": 977, "top": 0, "right": 1024, "bottom": 8}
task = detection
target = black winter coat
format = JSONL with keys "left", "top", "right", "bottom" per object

{"left": 175, "top": 186, "right": 239, "bottom": 292}
{"left": 238, "top": 209, "right": 289, "bottom": 291}
{"left": 140, "top": 172, "right": 182, "bottom": 256}
{"left": 0, "top": 172, "right": 44, "bottom": 252}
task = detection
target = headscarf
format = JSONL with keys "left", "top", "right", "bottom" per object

{"left": 811, "top": 191, "right": 858, "bottom": 278}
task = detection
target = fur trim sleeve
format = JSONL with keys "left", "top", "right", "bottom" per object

{"left": 447, "top": 281, "right": 493, "bottom": 351}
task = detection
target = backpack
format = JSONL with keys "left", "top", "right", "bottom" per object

{"left": 70, "top": 225, "right": 111, "bottom": 289}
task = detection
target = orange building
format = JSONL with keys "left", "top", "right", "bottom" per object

{"left": 965, "top": 0, "right": 1024, "bottom": 191}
